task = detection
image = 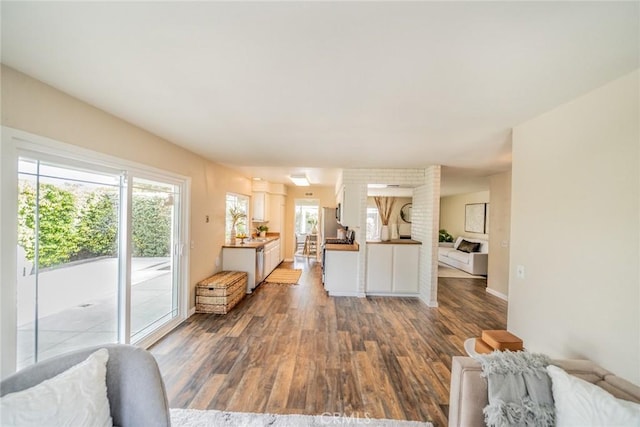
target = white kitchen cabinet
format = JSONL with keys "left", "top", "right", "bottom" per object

{"left": 264, "top": 239, "right": 281, "bottom": 276}
{"left": 338, "top": 184, "right": 362, "bottom": 229}
{"left": 252, "top": 192, "right": 269, "bottom": 222}
{"left": 365, "top": 243, "right": 420, "bottom": 295}
{"left": 392, "top": 245, "right": 419, "bottom": 293}
{"left": 324, "top": 249, "right": 359, "bottom": 296}
{"left": 222, "top": 247, "right": 258, "bottom": 293}
{"left": 272, "top": 239, "right": 282, "bottom": 265}
{"left": 366, "top": 245, "right": 393, "bottom": 292}
{"left": 265, "top": 245, "right": 273, "bottom": 277}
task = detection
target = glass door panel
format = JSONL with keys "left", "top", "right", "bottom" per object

{"left": 17, "top": 159, "right": 121, "bottom": 369}
{"left": 130, "top": 177, "right": 179, "bottom": 343}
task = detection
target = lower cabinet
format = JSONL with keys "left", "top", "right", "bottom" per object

{"left": 366, "top": 245, "right": 393, "bottom": 292}
{"left": 223, "top": 238, "right": 281, "bottom": 293}
{"left": 366, "top": 244, "right": 420, "bottom": 295}
{"left": 222, "top": 248, "right": 257, "bottom": 293}
{"left": 264, "top": 239, "right": 281, "bottom": 275}
{"left": 324, "top": 249, "right": 359, "bottom": 296}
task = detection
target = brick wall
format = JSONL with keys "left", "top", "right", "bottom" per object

{"left": 339, "top": 167, "right": 440, "bottom": 301}
{"left": 413, "top": 166, "right": 441, "bottom": 306}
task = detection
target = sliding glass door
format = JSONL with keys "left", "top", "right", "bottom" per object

{"left": 17, "top": 158, "right": 122, "bottom": 368}
{"left": 15, "top": 155, "right": 185, "bottom": 370}
{"left": 130, "top": 177, "right": 180, "bottom": 343}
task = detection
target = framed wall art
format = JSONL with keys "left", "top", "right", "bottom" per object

{"left": 465, "top": 203, "right": 487, "bottom": 234}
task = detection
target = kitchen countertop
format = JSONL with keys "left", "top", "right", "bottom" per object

{"left": 366, "top": 239, "right": 422, "bottom": 245}
{"left": 222, "top": 235, "right": 279, "bottom": 249}
{"left": 325, "top": 242, "right": 359, "bottom": 252}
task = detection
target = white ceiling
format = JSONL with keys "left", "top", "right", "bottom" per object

{"left": 2, "top": 2, "right": 638, "bottom": 194}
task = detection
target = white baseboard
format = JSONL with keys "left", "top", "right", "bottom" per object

{"left": 328, "top": 291, "right": 363, "bottom": 297}
{"left": 366, "top": 292, "right": 419, "bottom": 298}
{"left": 284, "top": 258, "right": 294, "bottom": 262}
{"left": 486, "top": 287, "right": 508, "bottom": 301}
{"left": 418, "top": 295, "right": 439, "bottom": 307}
{"left": 188, "top": 306, "right": 196, "bottom": 317}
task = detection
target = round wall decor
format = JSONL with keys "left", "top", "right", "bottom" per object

{"left": 400, "top": 203, "right": 412, "bottom": 223}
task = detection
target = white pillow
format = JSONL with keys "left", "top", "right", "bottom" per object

{"left": 1, "top": 348, "right": 113, "bottom": 427}
{"left": 547, "top": 365, "right": 640, "bottom": 427}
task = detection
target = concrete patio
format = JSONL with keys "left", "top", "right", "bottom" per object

{"left": 17, "top": 257, "right": 175, "bottom": 369}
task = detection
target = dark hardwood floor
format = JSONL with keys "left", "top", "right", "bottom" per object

{"left": 150, "top": 258, "right": 506, "bottom": 426}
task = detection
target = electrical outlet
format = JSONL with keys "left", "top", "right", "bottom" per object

{"left": 516, "top": 265, "right": 525, "bottom": 279}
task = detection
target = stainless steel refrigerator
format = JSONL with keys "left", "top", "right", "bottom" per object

{"left": 320, "top": 207, "right": 340, "bottom": 242}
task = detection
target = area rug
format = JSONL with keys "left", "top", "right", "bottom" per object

{"left": 438, "top": 262, "right": 485, "bottom": 279}
{"left": 264, "top": 268, "right": 302, "bottom": 284}
{"left": 170, "top": 408, "right": 433, "bottom": 427}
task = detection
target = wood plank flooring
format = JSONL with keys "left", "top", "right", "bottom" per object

{"left": 150, "top": 259, "right": 506, "bottom": 426}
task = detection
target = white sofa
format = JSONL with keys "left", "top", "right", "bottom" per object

{"left": 438, "top": 236, "right": 488, "bottom": 275}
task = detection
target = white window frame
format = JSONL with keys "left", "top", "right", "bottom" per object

{"left": 366, "top": 207, "right": 381, "bottom": 241}
{"left": 225, "top": 192, "right": 250, "bottom": 240}
{"left": 1, "top": 127, "right": 191, "bottom": 377}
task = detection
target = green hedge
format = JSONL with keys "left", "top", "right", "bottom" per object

{"left": 75, "top": 191, "right": 119, "bottom": 259}
{"left": 18, "top": 182, "right": 173, "bottom": 269}
{"left": 131, "top": 195, "right": 172, "bottom": 257}
{"left": 18, "top": 183, "right": 78, "bottom": 268}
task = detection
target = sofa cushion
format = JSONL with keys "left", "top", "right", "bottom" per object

{"left": 454, "top": 236, "right": 489, "bottom": 253}
{"left": 448, "top": 250, "right": 471, "bottom": 264}
{"left": 458, "top": 240, "right": 481, "bottom": 253}
{"left": 439, "top": 247, "right": 458, "bottom": 258}
{"left": 547, "top": 365, "right": 640, "bottom": 426}
{"left": 0, "top": 348, "right": 112, "bottom": 427}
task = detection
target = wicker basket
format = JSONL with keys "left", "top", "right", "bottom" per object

{"left": 195, "top": 271, "right": 247, "bottom": 314}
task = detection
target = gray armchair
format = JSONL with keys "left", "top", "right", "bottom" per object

{"left": 0, "top": 344, "right": 171, "bottom": 427}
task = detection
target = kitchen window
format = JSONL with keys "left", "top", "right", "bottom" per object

{"left": 225, "top": 193, "right": 249, "bottom": 240}
{"left": 366, "top": 207, "right": 381, "bottom": 241}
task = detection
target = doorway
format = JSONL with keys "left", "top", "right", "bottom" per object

{"left": 294, "top": 199, "right": 319, "bottom": 258}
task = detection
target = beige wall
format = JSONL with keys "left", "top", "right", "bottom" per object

{"left": 487, "top": 172, "right": 511, "bottom": 298}
{"left": 439, "top": 191, "right": 490, "bottom": 240}
{"left": 509, "top": 70, "right": 639, "bottom": 384}
{"left": 1, "top": 65, "right": 253, "bottom": 310}
{"left": 284, "top": 185, "right": 336, "bottom": 260}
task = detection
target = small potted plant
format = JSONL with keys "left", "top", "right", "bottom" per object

{"left": 439, "top": 229, "right": 454, "bottom": 243}
{"left": 307, "top": 216, "right": 318, "bottom": 235}
{"left": 256, "top": 225, "right": 269, "bottom": 238}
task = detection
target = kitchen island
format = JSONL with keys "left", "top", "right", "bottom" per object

{"left": 366, "top": 239, "right": 421, "bottom": 295}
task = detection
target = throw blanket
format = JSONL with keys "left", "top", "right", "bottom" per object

{"left": 477, "top": 351, "right": 555, "bottom": 427}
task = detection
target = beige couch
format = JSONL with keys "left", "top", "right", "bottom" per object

{"left": 448, "top": 356, "right": 640, "bottom": 427}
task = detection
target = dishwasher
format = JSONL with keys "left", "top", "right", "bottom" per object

{"left": 255, "top": 246, "right": 265, "bottom": 288}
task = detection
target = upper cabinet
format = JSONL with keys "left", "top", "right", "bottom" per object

{"left": 251, "top": 182, "right": 287, "bottom": 226}
{"left": 338, "top": 183, "right": 361, "bottom": 228}
{"left": 252, "top": 192, "right": 269, "bottom": 222}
